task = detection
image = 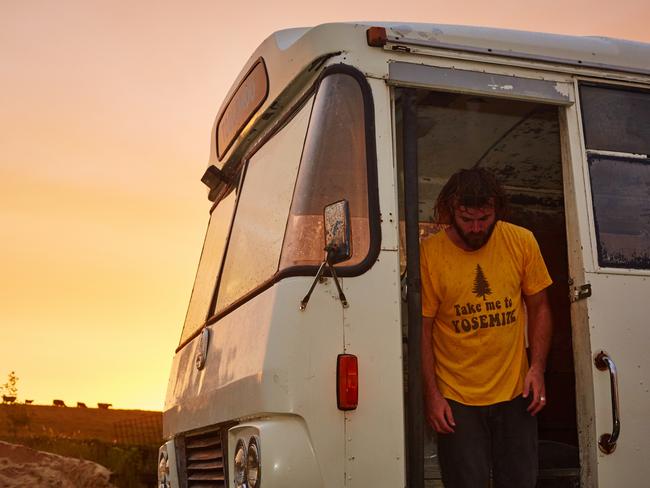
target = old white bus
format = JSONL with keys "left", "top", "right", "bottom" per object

{"left": 158, "top": 22, "right": 650, "bottom": 488}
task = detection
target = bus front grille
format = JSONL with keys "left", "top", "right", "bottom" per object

{"left": 183, "top": 428, "right": 226, "bottom": 487}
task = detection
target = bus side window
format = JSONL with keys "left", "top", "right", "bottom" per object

{"left": 580, "top": 84, "right": 650, "bottom": 269}
{"left": 179, "top": 191, "right": 236, "bottom": 345}
{"left": 214, "top": 99, "right": 313, "bottom": 313}
{"left": 280, "top": 72, "right": 371, "bottom": 270}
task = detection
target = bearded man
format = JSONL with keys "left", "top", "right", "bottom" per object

{"left": 420, "top": 168, "right": 553, "bottom": 488}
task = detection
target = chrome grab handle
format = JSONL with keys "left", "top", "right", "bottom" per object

{"left": 594, "top": 351, "right": 620, "bottom": 454}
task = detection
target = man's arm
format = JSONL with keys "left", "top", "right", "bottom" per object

{"left": 421, "top": 316, "right": 455, "bottom": 433}
{"left": 523, "top": 289, "right": 553, "bottom": 415}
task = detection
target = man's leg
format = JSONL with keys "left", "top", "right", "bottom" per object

{"left": 437, "top": 399, "right": 491, "bottom": 488}
{"left": 490, "top": 395, "right": 538, "bottom": 488}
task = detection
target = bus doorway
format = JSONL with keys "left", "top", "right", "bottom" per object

{"left": 395, "top": 87, "right": 580, "bottom": 487}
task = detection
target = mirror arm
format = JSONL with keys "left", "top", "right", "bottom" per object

{"left": 299, "top": 250, "right": 349, "bottom": 311}
{"left": 300, "top": 261, "right": 328, "bottom": 311}
{"left": 326, "top": 255, "right": 349, "bottom": 309}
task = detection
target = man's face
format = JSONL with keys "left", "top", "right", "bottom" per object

{"left": 452, "top": 204, "right": 497, "bottom": 250}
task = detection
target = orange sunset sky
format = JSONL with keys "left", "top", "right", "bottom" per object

{"left": 2, "top": 1, "right": 649, "bottom": 411}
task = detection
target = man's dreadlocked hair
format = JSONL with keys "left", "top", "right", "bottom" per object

{"left": 434, "top": 168, "right": 508, "bottom": 225}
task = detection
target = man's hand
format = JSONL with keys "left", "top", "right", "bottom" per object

{"left": 424, "top": 390, "right": 456, "bottom": 433}
{"left": 523, "top": 289, "right": 552, "bottom": 416}
{"left": 523, "top": 366, "right": 546, "bottom": 415}
{"left": 421, "top": 316, "right": 456, "bottom": 433}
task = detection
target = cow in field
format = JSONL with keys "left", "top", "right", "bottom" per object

{"left": 24, "top": 399, "right": 33, "bottom": 404}
{"left": 97, "top": 403, "right": 112, "bottom": 409}
{"left": 2, "top": 395, "right": 16, "bottom": 404}
{"left": 53, "top": 399, "right": 66, "bottom": 407}
{"left": 77, "top": 402, "right": 87, "bottom": 408}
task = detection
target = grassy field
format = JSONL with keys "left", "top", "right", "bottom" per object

{"left": 0, "top": 404, "right": 162, "bottom": 487}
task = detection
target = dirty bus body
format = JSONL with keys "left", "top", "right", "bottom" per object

{"left": 159, "top": 23, "right": 650, "bottom": 487}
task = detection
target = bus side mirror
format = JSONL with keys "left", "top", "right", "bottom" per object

{"left": 300, "top": 199, "right": 352, "bottom": 311}
{"left": 324, "top": 200, "right": 352, "bottom": 265}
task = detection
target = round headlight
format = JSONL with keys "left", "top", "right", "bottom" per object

{"left": 233, "top": 439, "right": 247, "bottom": 488}
{"left": 246, "top": 437, "right": 261, "bottom": 488}
{"left": 157, "top": 446, "right": 170, "bottom": 488}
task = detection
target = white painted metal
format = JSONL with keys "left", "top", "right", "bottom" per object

{"left": 569, "top": 78, "right": 650, "bottom": 484}
{"left": 341, "top": 253, "right": 405, "bottom": 488}
{"left": 340, "top": 79, "right": 405, "bottom": 488}
{"left": 378, "top": 24, "right": 650, "bottom": 76}
{"left": 584, "top": 272, "right": 650, "bottom": 486}
{"left": 229, "top": 419, "right": 323, "bottom": 487}
{"left": 165, "top": 279, "right": 346, "bottom": 486}
{"left": 560, "top": 94, "right": 600, "bottom": 486}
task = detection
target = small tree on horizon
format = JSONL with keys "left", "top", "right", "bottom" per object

{"left": 2, "top": 371, "right": 19, "bottom": 400}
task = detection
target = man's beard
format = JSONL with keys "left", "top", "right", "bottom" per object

{"left": 453, "top": 220, "right": 497, "bottom": 250}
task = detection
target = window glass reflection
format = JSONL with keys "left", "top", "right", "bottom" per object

{"left": 280, "top": 74, "right": 370, "bottom": 269}
{"left": 589, "top": 155, "right": 650, "bottom": 269}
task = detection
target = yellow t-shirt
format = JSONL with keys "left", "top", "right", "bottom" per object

{"left": 420, "top": 221, "right": 552, "bottom": 406}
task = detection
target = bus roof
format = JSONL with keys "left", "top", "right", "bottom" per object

{"left": 211, "top": 22, "right": 650, "bottom": 165}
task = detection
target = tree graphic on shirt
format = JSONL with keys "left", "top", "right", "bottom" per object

{"left": 472, "top": 264, "right": 492, "bottom": 301}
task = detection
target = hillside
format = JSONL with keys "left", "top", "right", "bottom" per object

{"left": 0, "top": 404, "right": 162, "bottom": 444}
{"left": 0, "top": 404, "right": 162, "bottom": 487}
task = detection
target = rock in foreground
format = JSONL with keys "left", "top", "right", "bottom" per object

{"left": 0, "top": 440, "right": 116, "bottom": 487}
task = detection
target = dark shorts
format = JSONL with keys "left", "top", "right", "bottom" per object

{"left": 437, "top": 395, "right": 538, "bottom": 488}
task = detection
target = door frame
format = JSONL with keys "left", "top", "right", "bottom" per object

{"left": 390, "top": 59, "right": 593, "bottom": 486}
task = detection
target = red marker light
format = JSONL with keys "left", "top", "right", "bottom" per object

{"left": 366, "top": 27, "right": 387, "bottom": 48}
{"left": 337, "top": 354, "right": 358, "bottom": 410}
